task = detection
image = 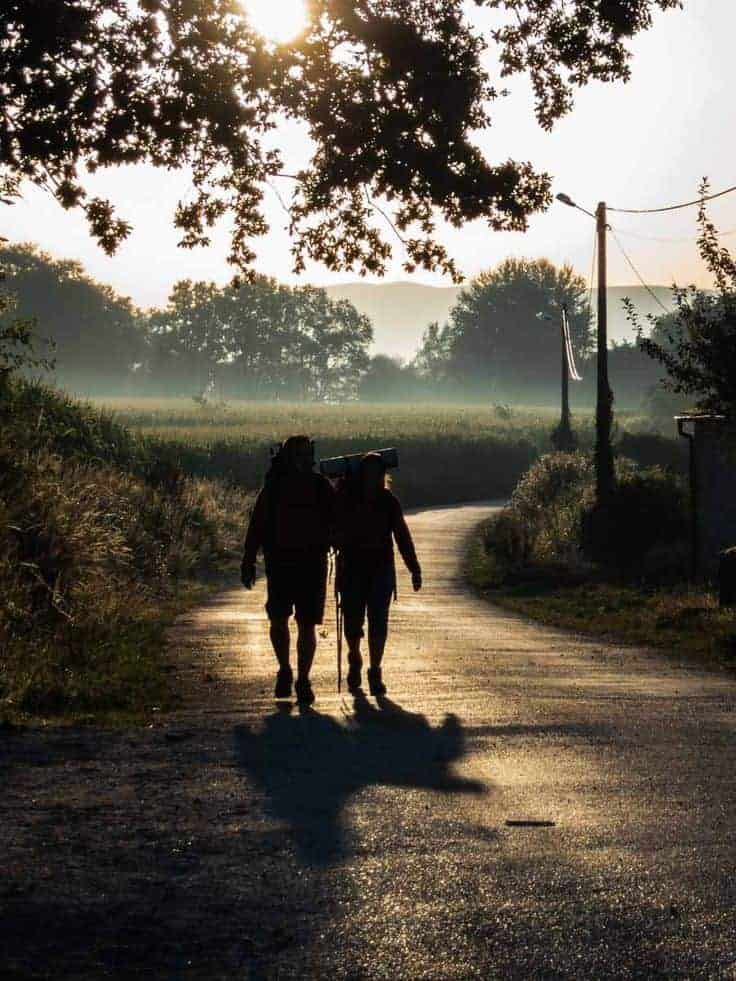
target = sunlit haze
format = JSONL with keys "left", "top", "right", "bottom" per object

{"left": 243, "top": 0, "right": 307, "bottom": 44}
{"left": 5, "top": 0, "right": 734, "bottom": 309}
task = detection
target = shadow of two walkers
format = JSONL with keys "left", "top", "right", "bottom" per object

{"left": 233, "top": 693, "right": 487, "bottom": 866}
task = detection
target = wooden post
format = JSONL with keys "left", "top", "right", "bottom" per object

{"left": 596, "top": 201, "right": 615, "bottom": 504}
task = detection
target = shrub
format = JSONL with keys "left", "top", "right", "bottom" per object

{"left": 485, "top": 451, "right": 689, "bottom": 582}
{"left": 581, "top": 466, "right": 689, "bottom": 572}
{"left": 616, "top": 431, "right": 688, "bottom": 475}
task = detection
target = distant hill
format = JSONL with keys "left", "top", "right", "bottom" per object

{"left": 324, "top": 281, "right": 676, "bottom": 360}
{"left": 324, "top": 282, "right": 462, "bottom": 360}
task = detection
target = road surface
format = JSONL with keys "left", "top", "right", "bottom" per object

{"left": 3, "top": 503, "right": 736, "bottom": 979}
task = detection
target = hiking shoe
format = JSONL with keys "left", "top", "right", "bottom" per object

{"left": 347, "top": 657, "right": 363, "bottom": 693}
{"left": 295, "top": 678, "right": 315, "bottom": 706}
{"left": 367, "top": 667, "right": 386, "bottom": 697}
{"left": 274, "top": 666, "right": 293, "bottom": 699}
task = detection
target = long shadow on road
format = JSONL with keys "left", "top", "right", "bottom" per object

{"left": 233, "top": 694, "right": 487, "bottom": 866}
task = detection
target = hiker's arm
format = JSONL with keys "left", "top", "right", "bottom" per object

{"left": 391, "top": 498, "right": 422, "bottom": 588}
{"left": 242, "top": 489, "right": 267, "bottom": 570}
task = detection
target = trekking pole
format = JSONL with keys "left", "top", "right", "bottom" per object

{"left": 336, "top": 586, "right": 343, "bottom": 693}
{"left": 334, "top": 550, "right": 343, "bottom": 693}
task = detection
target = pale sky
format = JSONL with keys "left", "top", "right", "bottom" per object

{"left": 4, "top": 0, "right": 735, "bottom": 308}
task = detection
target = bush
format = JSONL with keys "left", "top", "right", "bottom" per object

{"left": 484, "top": 451, "right": 689, "bottom": 582}
{"left": 581, "top": 466, "right": 689, "bottom": 572}
{"left": 616, "top": 431, "right": 688, "bottom": 475}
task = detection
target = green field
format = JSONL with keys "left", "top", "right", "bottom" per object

{"left": 93, "top": 398, "right": 682, "bottom": 508}
{"left": 94, "top": 399, "right": 585, "bottom": 507}
{"left": 96, "top": 397, "right": 567, "bottom": 441}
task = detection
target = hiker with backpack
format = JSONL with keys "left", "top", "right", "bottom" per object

{"left": 241, "top": 435, "right": 335, "bottom": 705}
{"left": 335, "top": 452, "right": 422, "bottom": 696}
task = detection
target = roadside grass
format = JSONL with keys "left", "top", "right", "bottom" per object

{"left": 0, "top": 379, "right": 253, "bottom": 725}
{"left": 0, "top": 574, "right": 239, "bottom": 728}
{"left": 467, "top": 516, "right": 736, "bottom": 667}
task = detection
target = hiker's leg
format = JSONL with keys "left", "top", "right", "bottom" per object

{"left": 361, "top": 566, "right": 393, "bottom": 696}
{"left": 347, "top": 634, "right": 362, "bottom": 662}
{"left": 367, "top": 565, "right": 394, "bottom": 670}
{"left": 340, "top": 565, "right": 368, "bottom": 691}
{"left": 296, "top": 620, "right": 317, "bottom": 680}
{"left": 269, "top": 616, "right": 291, "bottom": 670}
{"left": 367, "top": 628, "right": 387, "bottom": 669}
{"left": 341, "top": 571, "right": 367, "bottom": 664}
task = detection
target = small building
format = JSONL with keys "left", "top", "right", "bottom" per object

{"left": 677, "top": 415, "right": 736, "bottom": 580}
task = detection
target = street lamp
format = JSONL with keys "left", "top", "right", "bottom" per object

{"left": 557, "top": 192, "right": 614, "bottom": 504}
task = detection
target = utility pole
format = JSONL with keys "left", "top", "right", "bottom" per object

{"left": 595, "top": 201, "right": 615, "bottom": 504}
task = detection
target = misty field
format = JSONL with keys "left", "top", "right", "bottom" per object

{"left": 96, "top": 397, "right": 571, "bottom": 443}
{"left": 92, "top": 398, "right": 678, "bottom": 508}
{"left": 95, "top": 398, "right": 558, "bottom": 506}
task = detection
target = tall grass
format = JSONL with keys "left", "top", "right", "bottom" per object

{"left": 0, "top": 379, "right": 253, "bottom": 718}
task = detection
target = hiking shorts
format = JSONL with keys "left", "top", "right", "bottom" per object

{"left": 264, "top": 552, "right": 328, "bottom": 625}
{"left": 339, "top": 561, "right": 396, "bottom": 641}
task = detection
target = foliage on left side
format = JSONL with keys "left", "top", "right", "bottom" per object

{"left": 0, "top": 376, "right": 253, "bottom": 720}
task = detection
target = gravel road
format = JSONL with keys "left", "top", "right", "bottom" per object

{"left": 3, "top": 502, "right": 736, "bottom": 980}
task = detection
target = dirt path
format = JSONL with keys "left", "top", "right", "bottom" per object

{"left": 3, "top": 503, "right": 736, "bottom": 979}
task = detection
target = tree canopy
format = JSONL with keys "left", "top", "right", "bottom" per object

{"left": 0, "top": 242, "right": 144, "bottom": 388}
{"left": 0, "top": 242, "right": 372, "bottom": 396}
{"left": 636, "top": 197, "right": 736, "bottom": 418}
{"left": 1, "top": 0, "right": 679, "bottom": 279}
{"left": 415, "top": 257, "right": 592, "bottom": 398}
{"left": 148, "top": 275, "right": 373, "bottom": 398}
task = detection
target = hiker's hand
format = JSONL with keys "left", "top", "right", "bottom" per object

{"left": 241, "top": 562, "right": 256, "bottom": 589}
{"left": 412, "top": 569, "right": 422, "bottom": 592}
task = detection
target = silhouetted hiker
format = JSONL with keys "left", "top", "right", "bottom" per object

{"left": 242, "top": 435, "right": 335, "bottom": 705}
{"left": 336, "top": 452, "right": 421, "bottom": 696}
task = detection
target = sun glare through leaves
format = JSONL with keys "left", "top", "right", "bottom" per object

{"left": 243, "top": 0, "right": 307, "bottom": 44}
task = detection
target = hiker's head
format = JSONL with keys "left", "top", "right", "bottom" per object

{"left": 282, "top": 434, "right": 314, "bottom": 474}
{"left": 360, "top": 452, "right": 388, "bottom": 497}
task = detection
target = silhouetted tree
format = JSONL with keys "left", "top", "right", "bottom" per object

{"left": 415, "top": 258, "right": 593, "bottom": 399}
{"left": 359, "top": 354, "right": 423, "bottom": 402}
{"left": 148, "top": 280, "right": 230, "bottom": 394}
{"left": 0, "top": 275, "right": 52, "bottom": 394}
{"left": 413, "top": 321, "right": 452, "bottom": 383}
{"left": 1, "top": 1, "right": 678, "bottom": 278}
{"left": 606, "top": 338, "right": 664, "bottom": 409}
{"left": 148, "top": 277, "right": 372, "bottom": 399}
{"left": 0, "top": 243, "right": 144, "bottom": 390}
{"left": 634, "top": 192, "right": 736, "bottom": 418}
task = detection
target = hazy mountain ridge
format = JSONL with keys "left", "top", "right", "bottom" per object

{"left": 325, "top": 281, "right": 676, "bottom": 360}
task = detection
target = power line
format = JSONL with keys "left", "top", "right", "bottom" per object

{"left": 609, "top": 228, "right": 672, "bottom": 316}
{"left": 609, "top": 182, "right": 736, "bottom": 215}
{"left": 609, "top": 224, "right": 736, "bottom": 244}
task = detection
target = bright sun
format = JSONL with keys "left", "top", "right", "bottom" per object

{"left": 244, "top": 0, "right": 308, "bottom": 44}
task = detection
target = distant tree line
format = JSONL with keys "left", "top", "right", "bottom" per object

{"left": 0, "top": 244, "right": 372, "bottom": 399}
{"left": 2, "top": 243, "right": 678, "bottom": 410}
{"left": 368, "top": 258, "right": 671, "bottom": 410}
